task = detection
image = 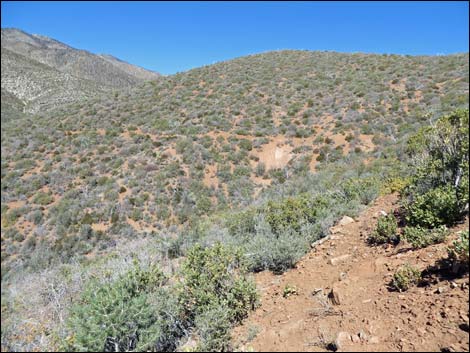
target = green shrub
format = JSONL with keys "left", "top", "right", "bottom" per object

{"left": 282, "top": 284, "right": 298, "bottom": 298}
{"left": 178, "top": 243, "right": 258, "bottom": 323}
{"left": 66, "top": 261, "right": 184, "bottom": 352}
{"left": 402, "top": 225, "right": 449, "bottom": 249}
{"left": 194, "top": 303, "right": 232, "bottom": 352}
{"left": 226, "top": 208, "right": 258, "bottom": 237}
{"left": 405, "top": 109, "right": 468, "bottom": 222}
{"left": 448, "top": 230, "right": 469, "bottom": 270}
{"left": 244, "top": 226, "right": 310, "bottom": 274}
{"left": 390, "top": 264, "right": 421, "bottom": 292}
{"left": 342, "top": 177, "right": 380, "bottom": 205}
{"left": 255, "top": 162, "right": 266, "bottom": 177}
{"left": 380, "top": 176, "right": 411, "bottom": 195}
{"left": 404, "top": 185, "right": 461, "bottom": 228}
{"left": 368, "top": 214, "right": 399, "bottom": 244}
{"left": 264, "top": 194, "right": 326, "bottom": 235}
{"left": 32, "top": 191, "right": 54, "bottom": 205}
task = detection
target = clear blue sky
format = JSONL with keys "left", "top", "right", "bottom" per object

{"left": 1, "top": 1, "right": 469, "bottom": 75}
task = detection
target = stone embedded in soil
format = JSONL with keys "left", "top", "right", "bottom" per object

{"left": 334, "top": 331, "right": 352, "bottom": 350}
{"left": 328, "top": 254, "right": 351, "bottom": 265}
{"left": 351, "top": 334, "right": 361, "bottom": 343}
{"left": 328, "top": 287, "right": 342, "bottom": 305}
{"left": 358, "top": 330, "right": 369, "bottom": 341}
{"left": 338, "top": 216, "right": 355, "bottom": 226}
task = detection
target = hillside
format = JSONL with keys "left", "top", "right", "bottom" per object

{"left": 1, "top": 47, "right": 107, "bottom": 115}
{"left": 2, "top": 51, "right": 468, "bottom": 268}
{"left": 1, "top": 28, "right": 160, "bottom": 114}
{"left": 1, "top": 49, "right": 468, "bottom": 352}
{"left": 232, "top": 194, "right": 469, "bottom": 352}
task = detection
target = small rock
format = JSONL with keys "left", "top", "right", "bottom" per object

{"left": 362, "top": 299, "right": 372, "bottom": 304}
{"left": 328, "top": 254, "right": 352, "bottom": 266}
{"left": 436, "top": 286, "right": 447, "bottom": 294}
{"left": 312, "top": 288, "right": 323, "bottom": 296}
{"left": 380, "top": 210, "right": 388, "bottom": 216}
{"left": 334, "top": 331, "right": 352, "bottom": 350}
{"left": 328, "top": 287, "right": 342, "bottom": 305}
{"left": 338, "top": 272, "right": 347, "bottom": 281}
{"left": 450, "top": 281, "right": 458, "bottom": 289}
{"left": 338, "top": 216, "right": 355, "bottom": 226}
{"left": 358, "top": 330, "right": 368, "bottom": 341}
{"left": 351, "top": 334, "right": 361, "bottom": 343}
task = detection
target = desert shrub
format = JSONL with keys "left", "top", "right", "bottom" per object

{"left": 66, "top": 261, "right": 185, "bottom": 352}
{"left": 243, "top": 223, "right": 310, "bottom": 274}
{"left": 405, "top": 109, "right": 468, "bottom": 220}
{"left": 368, "top": 214, "right": 399, "bottom": 244}
{"left": 255, "top": 162, "right": 266, "bottom": 177}
{"left": 448, "top": 230, "right": 469, "bottom": 271}
{"left": 226, "top": 208, "right": 258, "bottom": 237}
{"left": 238, "top": 139, "right": 253, "bottom": 151}
{"left": 390, "top": 264, "right": 421, "bottom": 292}
{"left": 194, "top": 303, "right": 232, "bottom": 352}
{"left": 380, "top": 176, "right": 411, "bottom": 195}
{"left": 178, "top": 243, "right": 258, "bottom": 323}
{"left": 32, "top": 191, "right": 54, "bottom": 205}
{"left": 264, "top": 193, "right": 326, "bottom": 235}
{"left": 404, "top": 185, "right": 461, "bottom": 228}
{"left": 342, "top": 177, "right": 381, "bottom": 205}
{"left": 402, "top": 225, "right": 449, "bottom": 249}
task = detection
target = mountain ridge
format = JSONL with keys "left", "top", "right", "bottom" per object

{"left": 1, "top": 28, "right": 160, "bottom": 116}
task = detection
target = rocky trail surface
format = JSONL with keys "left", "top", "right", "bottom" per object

{"left": 232, "top": 194, "right": 469, "bottom": 352}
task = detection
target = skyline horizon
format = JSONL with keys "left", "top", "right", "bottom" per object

{"left": 2, "top": 25, "right": 469, "bottom": 77}
{"left": 2, "top": 1, "right": 468, "bottom": 75}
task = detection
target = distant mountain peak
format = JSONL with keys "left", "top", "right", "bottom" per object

{"left": 1, "top": 28, "right": 161, "bottom": 114}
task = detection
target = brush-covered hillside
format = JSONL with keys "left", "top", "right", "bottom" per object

{"left": 1, "top": 28, "right": 160, "bottom": 115}
{"left": 1, "top": 49, "right": 469, "bottom": 352}
{"left": 2, "top": 50, "right": 468, "bottom": 269}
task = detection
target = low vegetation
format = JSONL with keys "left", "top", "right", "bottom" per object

{"left": 390, "top": 263, "right": 422, "bottom": 292}
{"left": 368, "top": 213, "right": 399, "bottom": 245}
{"left": 1, "top": 47, "right": 468, "bottom": 352}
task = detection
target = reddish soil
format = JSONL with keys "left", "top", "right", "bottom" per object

{"left": 232, "top": 194, "right": 469, "bottom": 352}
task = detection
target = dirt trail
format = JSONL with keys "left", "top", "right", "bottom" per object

{"left": 232, "top": 194, "right": 469, "bottom": 352}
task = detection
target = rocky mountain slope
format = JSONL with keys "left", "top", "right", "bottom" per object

{"left": 1, "top": 28, "right": 160, "bottom": 114}
{"left": 1, "top": 46, "right": 106, "bottom": 115}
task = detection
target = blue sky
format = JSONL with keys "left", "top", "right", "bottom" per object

{"left": 1, "top": 1, "right": 469, "bottom": 75}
